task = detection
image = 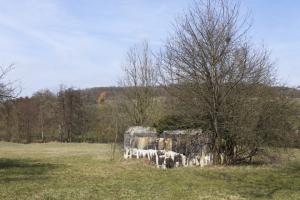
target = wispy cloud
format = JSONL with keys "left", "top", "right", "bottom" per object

{"left": 0, "top": 0, "right": 189, "bottom": 96}
{"left": 0, "top": 0, "right": 299, "bottom": 96}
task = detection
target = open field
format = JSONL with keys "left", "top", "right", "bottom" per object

{"left": 0, "top": 142, "right": 299, "bottom": 200}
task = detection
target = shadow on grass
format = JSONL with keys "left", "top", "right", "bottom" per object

{"left": 0, "top": 158, "right": 59, "bottom": 183}
{"left": 285, "top": 161, "right": 300, "bottom": 174}
{"left": 198, "top": 161, "right": 300, "bottom": 199}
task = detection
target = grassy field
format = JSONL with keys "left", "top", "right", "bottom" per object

{"left": 0, "top": 142, "right": 299, "bottom": 200}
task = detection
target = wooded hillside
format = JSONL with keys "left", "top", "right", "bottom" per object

{"left": 0, "top": 86, "right": 299, "bottom": 147}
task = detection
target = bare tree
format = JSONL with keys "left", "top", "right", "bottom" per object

{"left": 1, "top": 100, "right": 16, "bottom": 141}
{"left": 16, "top": 97, "right": 38, "bottom": 143}
{"left": 158, "top": 0, "right": 277, "bottom": 164}
{"left": 32, "top": 89, "right": 57, "bottom": 142}
{"left": 57, "top": 87, "right": 86, "bottom": 142}
{"left": 0, "top": 65, "right": 17, "bottom": 102}
{"left": 0, "top": 65, "right": 18, "bottom": 141}
{"left": 120, "top": 41, "right": 160, "bottom": 126}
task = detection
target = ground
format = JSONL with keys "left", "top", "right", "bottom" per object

{"left": 0, "top": 142, "right": 299, "bottom": 200}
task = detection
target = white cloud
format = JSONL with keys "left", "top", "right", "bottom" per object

{"left": 2, "top": 0, "right": 297, "bottom": 96}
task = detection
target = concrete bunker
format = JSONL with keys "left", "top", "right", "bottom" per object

{"left": 124, "top": 126, "right": 213, "bottom": 168}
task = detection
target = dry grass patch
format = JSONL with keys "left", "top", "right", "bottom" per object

{"left": 0, "top": 142, "right": 299, "bottom": 200}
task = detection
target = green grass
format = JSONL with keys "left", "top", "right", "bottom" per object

{"left": 0, "top": 142, "right": 299, "bottom": 200}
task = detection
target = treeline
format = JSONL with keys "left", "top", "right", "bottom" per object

{"left": 0, "top": 87, "right": 120, "bottom": 143}
{"left": 0, "top": 85, "right": 168, "bottom": 143}
{"left": 0, "top": 84, "right": 299, "bottom": 145}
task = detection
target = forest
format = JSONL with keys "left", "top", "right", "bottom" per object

{"left": 0, "top": 84, "right": 300, "bottom": 145}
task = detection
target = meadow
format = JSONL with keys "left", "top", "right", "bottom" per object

{"left": 0, "top": 142, "right": 299, "bottom": 200}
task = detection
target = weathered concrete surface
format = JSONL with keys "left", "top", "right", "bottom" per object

{"left": 124, "top": 127, "right": 213, "bottom": 168}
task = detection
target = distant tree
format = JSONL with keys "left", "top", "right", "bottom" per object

{"left": 97, "top": 91, "right": 107, "bottom": 105}
{"left": 0, "top": 65, "right": 18, "bottom": 141}
{"left": 0, "top": 101, "right": 16, "bottom": 141}
{"left": 32, "top": 90, "right": 57, "bottom": 142}
{"left": 96, "top": 91, "right": 113, "bottom": 142}
{"left": 0, "top": 65, "right": 16, "bottom": 102}
{"left": 57, "top": 87, "right": 86, "bottom": 142}
{"left": 119, "top": 41, "right": 160, "bottom": 126}
{"left": 16, "top": 97, "right": 38, "bottom": 143}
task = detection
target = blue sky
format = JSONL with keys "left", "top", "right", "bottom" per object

{"left": 0, "top": 0, "right": 299, "bottom": 96}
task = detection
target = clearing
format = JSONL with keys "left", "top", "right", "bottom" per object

{"left": 0, "top": 142, "right": 299, "bottom": 200}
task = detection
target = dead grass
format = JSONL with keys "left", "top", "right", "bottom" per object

{"left": 0, "top": 142, "right": 299, "bottom": 200}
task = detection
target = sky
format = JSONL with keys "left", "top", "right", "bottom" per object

{"left": 0, "top": 0, "right": 299, "bottom": 96}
